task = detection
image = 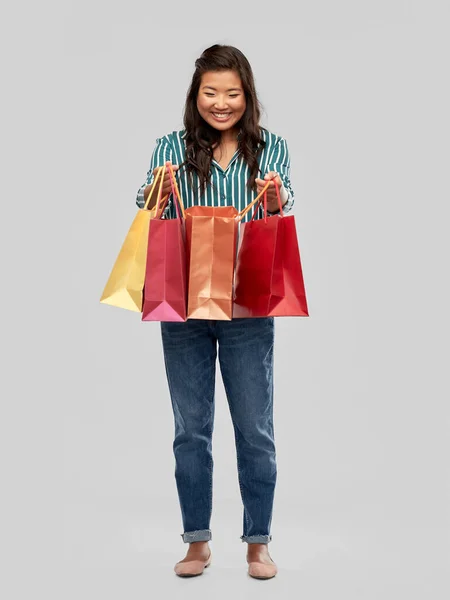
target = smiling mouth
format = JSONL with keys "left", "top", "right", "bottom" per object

{"left": 211, "top": 112, "right": 232, "bottom": 119}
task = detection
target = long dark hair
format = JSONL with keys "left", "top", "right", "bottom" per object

{"left": 180, "top": 44, "right": 266, "bottom": 197}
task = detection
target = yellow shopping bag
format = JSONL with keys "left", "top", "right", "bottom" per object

{"left": 100, "top": 166, "right": 168, "bottom": 311}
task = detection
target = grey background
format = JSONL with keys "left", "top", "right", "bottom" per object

{"left": 3, "top": 1, "right": 449, "bottom": 598}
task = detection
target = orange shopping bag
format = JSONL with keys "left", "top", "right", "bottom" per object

{"left": 185, "top": 205, "right": 239, "bottom": 320}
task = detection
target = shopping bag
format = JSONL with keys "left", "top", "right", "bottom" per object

{"left": 142, "top": 163, "right": 187, "bottom": 322}
{"left": 185, "top": 205, "right": 239, "bottom": 320}
{"left": 100, "top": 167, "right": 169, "bottom": 312}
{"left": 233, "top": 180, "right": 309, "bottom": 318}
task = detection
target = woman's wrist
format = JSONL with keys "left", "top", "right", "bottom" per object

{"left": 267, "top": 185, "right": 288, "bottom": 214}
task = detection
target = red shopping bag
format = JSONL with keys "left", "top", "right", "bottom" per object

{"left": 233, "top": 181, "right": 309, "bottom": 318}
{"left": 141, "top": 163, "right": 187, "bottom": 322}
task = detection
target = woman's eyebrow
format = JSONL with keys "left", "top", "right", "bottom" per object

{"left": 202, "top": 86, "right": 242, "bottom": 91}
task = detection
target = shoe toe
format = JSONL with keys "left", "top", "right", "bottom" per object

{"left": 248, "top": 561, "right": 278, "bottom": 579}
{"left": 174, "top": 554, "right": 211, "bottom": 577}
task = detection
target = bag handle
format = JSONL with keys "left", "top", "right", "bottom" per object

{"left": 143, "top": 166, "right": 166, "bottom": 211}
{"left": 237, "top": 177, "right": 283, "bottom": 222}
{"left": 158, "top": 164, "right": 181, "bottom": 219}
{"left": 156, "top": 163, "right": 186, "bottom": 220}
{"left": 168, "top": 163, "right": 185, "bottom": 218}
{"left": 153, "top": 165, "right": 169, "bottom": 217}
{"left": 249, "top": 176, "right": 284, "bottom": 222}
{"left": 237, "top": 180, "right": 271, "bottom": 221}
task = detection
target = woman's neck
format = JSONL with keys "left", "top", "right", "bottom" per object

{"left": 220, "top": 127, "right": 239, "bottom": 144}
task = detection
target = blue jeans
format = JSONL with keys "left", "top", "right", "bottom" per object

{"left": 160, "top": 317, "right": 277, "bottom": 544}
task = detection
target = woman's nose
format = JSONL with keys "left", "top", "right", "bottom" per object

{"left": 213, "top": 98, "right": 228, "bottom": 109}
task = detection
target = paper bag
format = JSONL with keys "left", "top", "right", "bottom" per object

{"left": 233, "top": 182, "right": 309, "bottom": 317}
{"left": 100, "top": 167, "right": 168, "bottom": 312}
{"left": 142, "top": 163, "right": 187, "bottom": 321}
{"left": 185, "top": 206, "right": 238, "bottom": 320}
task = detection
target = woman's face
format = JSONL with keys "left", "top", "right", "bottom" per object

{"left": 197, "top": 70, "right": 246, "bottom": 135}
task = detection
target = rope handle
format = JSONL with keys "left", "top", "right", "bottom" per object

{"left": 237, "top": 176, "right": 284, "bottom": 222}
{"left": 143, "top": 166, "right": 166, "bottom": 211}
{"left": 156, "top": 163, "right": 186, "bottom": 220}
{"left": 249, "top": 175, "right": 284, "bottom": 223}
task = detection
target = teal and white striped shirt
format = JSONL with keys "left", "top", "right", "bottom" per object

{"left": 136, "top": 128, "right": 295, "bottom": 222}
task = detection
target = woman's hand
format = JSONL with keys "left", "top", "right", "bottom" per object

{"left": 255, "top": 172, "right": 288, "bottom": 213}
{"left": 152, "top": 161, "right": 179, "bottom": 198}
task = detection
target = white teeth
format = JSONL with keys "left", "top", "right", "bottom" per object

{"left": 213, "top": 113, "right": 231, "bottom": 117}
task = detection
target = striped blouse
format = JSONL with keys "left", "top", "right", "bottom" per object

{"left": 135, "top": 127, "right": 295, "bottom": 222}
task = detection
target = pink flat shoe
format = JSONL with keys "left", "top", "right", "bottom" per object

{"left": 247, "top": 555, "right": 278, "bottom": 579}
{"left": 174, "top": 551, "right": 212, "bottom": 577}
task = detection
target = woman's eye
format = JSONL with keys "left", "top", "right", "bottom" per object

{"left": 205, "top": 93, "right": 240, "bottom": 98}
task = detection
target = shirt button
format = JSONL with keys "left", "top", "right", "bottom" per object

{"left": 221, "top": 194, "right": 226, "bottom": 200}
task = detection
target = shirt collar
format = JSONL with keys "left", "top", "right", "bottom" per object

{"left": 181, "top": 128, "right": 242, "bottom": 140}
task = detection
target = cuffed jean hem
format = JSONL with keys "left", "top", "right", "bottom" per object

{"left": 181, "top": 529, "right": 212, "bottom": 543}
{"left": 240, "top": 534, "right": 272, "bottom": 543}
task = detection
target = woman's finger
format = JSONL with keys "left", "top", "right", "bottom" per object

{"left": 256, "top": 177, "right": 276, "bottom": 187}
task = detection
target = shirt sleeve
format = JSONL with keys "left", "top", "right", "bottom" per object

{"left": 264, "top": 136, "right": 295, "bottom": 215}
{"left": 136, "top": 135, "right": 173, "bottom": 213}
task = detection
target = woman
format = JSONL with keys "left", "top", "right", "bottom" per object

{"left": 136, "top": 44, "right": 295, "bottom": 579}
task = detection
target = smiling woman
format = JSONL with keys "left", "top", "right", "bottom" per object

{"left": 134, "top": 44, "right": 296, "bottom": 580}
{"left": 196, "top": 70, "right": 247, "bottom": 136}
